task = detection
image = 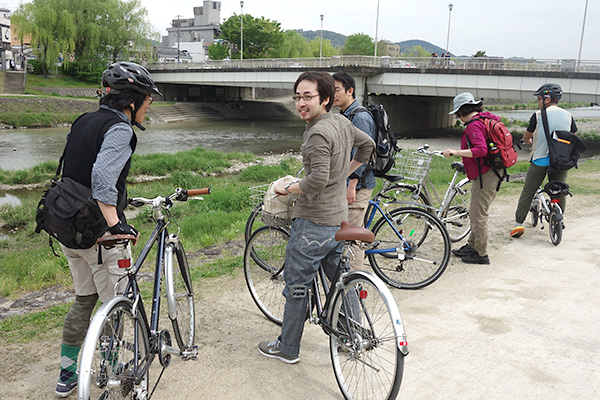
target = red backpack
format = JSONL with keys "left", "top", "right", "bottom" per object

{"left": 467, "top": 117, "right": 518, "bottom": 190}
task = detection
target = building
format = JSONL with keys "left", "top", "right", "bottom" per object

{"left": 162, "top": 1, "right": 221, "bottom": 48}
{"left": 383, "top": 40, "right": 401, "bottom": 58}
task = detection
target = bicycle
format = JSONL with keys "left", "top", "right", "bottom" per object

{"left": 370, "top": 145, "right": 472, "bottom": 243}
{"left": 78, "top": 187, "right": 210, "bottom": 400}
{"left": 244, "top": 221, "right": 408, "bottom": 400}
{"left": 529, "top": 181, "right": 571, "bottom": 246}
{"left": 363, "top": 198, "right": 451, "bottom": 289}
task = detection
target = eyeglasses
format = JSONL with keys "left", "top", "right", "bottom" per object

{"left": 146, "top": 96, "right": 154, "bottom": 105}
{"left": 292, "top": 93, "right": 318, "bottom": 102}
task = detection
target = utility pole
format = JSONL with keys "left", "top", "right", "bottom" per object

{"left": 240, "top": 1, "right": 244, "bottom": 60}
{"left": 374, "top": 0, "right": 380, "bottom": 57}
{"left": 175, "top": 15, "right": 183, "bottom": 63}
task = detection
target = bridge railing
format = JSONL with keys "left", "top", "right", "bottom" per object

{"left": 148, "top": 56, "right": 600, "bottom": 74}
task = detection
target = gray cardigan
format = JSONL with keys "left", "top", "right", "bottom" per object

{"left": 295, "top": 112, "right": 375, "bottom": 226}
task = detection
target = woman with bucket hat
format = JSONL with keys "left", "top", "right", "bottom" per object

{"left": 442, "top": 92, "right": 502, "bottom": 265}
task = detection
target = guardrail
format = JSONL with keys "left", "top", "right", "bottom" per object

{"left": 147, "top": 56, "right": 600, "bottom": 74}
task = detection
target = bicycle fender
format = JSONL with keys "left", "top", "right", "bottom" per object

{"left": 342, "top": 270, "right": 409, "bottom": 356}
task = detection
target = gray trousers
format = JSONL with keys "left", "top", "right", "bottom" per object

{"left": 468, "top": 170, "right": 498, "bottom": 257}
{"left": 515, "top": 164, "right": 568, "bottom": 224}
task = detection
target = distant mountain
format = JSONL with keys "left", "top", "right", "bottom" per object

{"left": 294, "top": 30, "right": 347, "bottom": 49}
{"left": 293, "top": 31, "right": 449, "bottom": 56}
{"left": 397, "top": 40, "right": 452, "bottom": 56}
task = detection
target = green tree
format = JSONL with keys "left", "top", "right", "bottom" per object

{"left": 12, "top": 0, "right": 77, "bottom": 76}
{"left": 404, "top": 45, "right": 431, "bottom": 58}
{"left": 208, "top": 41, "right": 232, "bottom": 60}
{"left": 342, "top": 33, "right": 374, "bottom": 56}
{"left": 12, "top": 0, "right": 156, "bottom": 79}
{"left": 307, "top": 38, "right": 338, "bottom": 58}
{"left": 473, "top": 50, "right": 487, "bottom": 57}
{"left": 271, "top": 30, "right": 310, "bottom": 58}
{"left": 220, "top": 13, "right": 284, "bottom": 59}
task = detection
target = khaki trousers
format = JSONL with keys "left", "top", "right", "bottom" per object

{"left": 347, "top": 188, "right": 373, "bottom": 269}
{"left": 468, "top": 170, "right": 498, "bottom": 257}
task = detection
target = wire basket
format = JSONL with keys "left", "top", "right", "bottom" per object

{"left": 249, "top": 184, "right": 295, "bottom": 228}
{"left": 391, "top": 149, "right": 433, "bottom": 183}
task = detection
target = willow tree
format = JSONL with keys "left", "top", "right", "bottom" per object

{"left": 12, "top": 0, "right": 77, "bottom": 76}
{"left": 12, "top": 0, "right": 156, "bottom": 79}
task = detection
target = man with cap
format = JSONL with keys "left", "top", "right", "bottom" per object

{"left": 510, "top": 83, "right": 578, "bottom": 238}
{"left": 442, "top": 92, "right": 502, "bottom": 265}
{"left": 54, "top": 62, "right": 161, "bottom": 397}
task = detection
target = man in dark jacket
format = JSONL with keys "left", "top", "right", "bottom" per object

{"left": 55, "top": 62, "right": 161, "bottom": 398}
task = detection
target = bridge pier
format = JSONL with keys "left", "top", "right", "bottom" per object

{"left": 366, "top": 95, "right": 454, "bottom": 135}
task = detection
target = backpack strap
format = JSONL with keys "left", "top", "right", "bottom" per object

{"left": 347, "top": 106, "right": 370, "bottom": 121}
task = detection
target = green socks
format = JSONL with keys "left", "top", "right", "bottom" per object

{"left": 59, "top": 344, "right": 80, "bottom": 383}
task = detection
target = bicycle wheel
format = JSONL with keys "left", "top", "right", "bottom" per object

{"left": 329, "top": 272, "right": 405, "bottom": 400}
{"left": 365, "top": 183, "right": 429, "bottom": 227}
{"left": 78, "top": 298, "right": 150, "bottom": 400}
{"left": 244, "top": 225, "right": 289, "bottom": 325}
{"left": 549, "top": 205, "right": 563, "bottom": 246}
{"left": 165, "top": 240, "right": 195, "bottom": 351}
{"left": 439, "top": 178, "right": 471, "bottom": 242}
{"left": 244, "top": 201, "right": 265, "bottom": 243}
{"left": 530, "top": 196, "right": 539, "bottom": 227}
{"left": 367, "top": 207, "right": 451, "bottom": 289}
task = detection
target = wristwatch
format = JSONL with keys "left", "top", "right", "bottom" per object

{"left": 284, "top": 182, "right": 294, "bottom": 193}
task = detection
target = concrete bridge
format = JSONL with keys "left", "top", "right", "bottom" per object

{"left": 148, "top": 56, "right": 600, "bottom": 134}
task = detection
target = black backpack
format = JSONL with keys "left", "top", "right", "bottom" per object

{"left": 35, "top": 155, "right": 108, "bottom": 253}
{"left": 349, "top": 104, "right": 398, "bottom": 177}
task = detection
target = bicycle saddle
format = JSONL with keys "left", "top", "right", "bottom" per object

{"left": 451, "top": 162, "right": 465, "bottom": 174}
{"left": 96, "top": 233, "right": 139, "bottom": 248}
{"left": 380, "top": 174, "right": 405, "bottom": 183}
{"left": 543, "top": 181, "right": 571, "bottom": 198}
{"left": 335, "top": 221, "right": 375, "bottom": 243}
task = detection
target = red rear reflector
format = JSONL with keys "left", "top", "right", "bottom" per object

{"left": 551, "top": 199, "right": 560, "bottom": 203}
{"left": 118, "top": 259, "right": 131, "bottom": 268}
{"left": 359, "top": 290, "right": 368, "bottom": 299}
{"left": 399, "top": 340, "right": 408, "bottom": 346}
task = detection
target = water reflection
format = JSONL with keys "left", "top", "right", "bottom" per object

{"left": 0, "top": 193, "right": 22, "bottom": 206}
{"left": 0, "top": 119, "right": 306, "bottom": 171}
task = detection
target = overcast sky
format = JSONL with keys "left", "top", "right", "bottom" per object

{"left": 2, "top": 0, "right": 598, "bottom": 60}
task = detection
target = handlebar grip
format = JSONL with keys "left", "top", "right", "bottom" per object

{"left": 187, "top": 188, "right": 211, "bottom": 196}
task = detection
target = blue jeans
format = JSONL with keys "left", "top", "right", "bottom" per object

{"left": 278, "top": 218, "right": 344, "bottom": 357}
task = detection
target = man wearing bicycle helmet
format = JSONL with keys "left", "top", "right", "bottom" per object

{"left": 510, "top": 83, "right": 578, "bottom": 238}
{"left": 55, "top": 62, "right": 161, "bottom": 397}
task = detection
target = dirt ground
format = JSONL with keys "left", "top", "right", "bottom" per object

{"left": 1, "top": 176, "right": 599, "bottom": 399}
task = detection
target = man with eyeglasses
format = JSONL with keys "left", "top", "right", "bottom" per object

{"left": 54, "top": 62, "right": 161, "bottom": 397}
{"left": 258, "top": 71, "right": 375, "bottom": 364}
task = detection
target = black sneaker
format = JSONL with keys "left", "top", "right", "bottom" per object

{"left": 461, "top": 253, "right": 490, "bottom": 265}
{"left": 55, "top": 380, "right": 77, "bottom": 398}
{"left": 452, "top": 244, "right": 477, "bottom": 257}
{"left": 258, "top": 340, "right": 300, "bottom": 364}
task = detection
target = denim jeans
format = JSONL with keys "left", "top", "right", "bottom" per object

{"left": 278, "top": 218, "right": 344, "bottom": 357}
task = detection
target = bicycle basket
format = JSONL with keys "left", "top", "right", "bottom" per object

{"left": 391, "top": 149, "right": 433, "bottom": 183}
{"left": 249, "top": 178, "right": 297, "bottom": 228}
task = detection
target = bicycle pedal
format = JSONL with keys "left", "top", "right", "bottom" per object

{"left": 182, "top": 345, "right": 199, "bottom": 361}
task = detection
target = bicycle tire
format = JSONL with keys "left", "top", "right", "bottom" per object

{"left": 439, "top": 178, "right": 471, "bottom": 242}
{"left": 367, "top": 207, "right": 451, "bottom": 289}
{"left": 244, "top": 225, "right": 289, "bottom": 325}
{"left": 329, "top": 272, "right": 405, "bottom": 400}
{"left": 244, "top": 201, "right": 265, "bottom": 243}
{"left": 530, "top": 196, "right": 539, "bottom": 227}
{"left": 549, "top": 205, "right": 563, "bottom": 246}
{"left": 78, "top": 298, "right": 150, "bottom": 400}
{"left": 165, "top": 240, "right": 195, "bottom": 351}
{"left": 365, "top": 183, "right": 430, "bottom": 227}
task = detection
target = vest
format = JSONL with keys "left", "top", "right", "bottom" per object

{"left": 62, "top": 108, "right": 137, "bottom": 215}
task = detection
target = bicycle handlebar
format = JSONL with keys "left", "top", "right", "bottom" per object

{"left": 128, "top": 187, "right": 211, "bottom": 208}
{"left": 415, "top": 145, "right": 444, "bottom": 157}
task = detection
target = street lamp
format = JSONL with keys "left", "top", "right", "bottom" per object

{"left": 445, "top": 4, "right": 453, "bottom": 56}
{"left": 319, "top": 14, "right": 324, "bottom": 59}
{"left": 374, "top": 0, "right": 380, "bottom": 57}
{"left": 240, "top": 1, "right": 244, "bottom": 60}
{"left": 175, "top": 15, "right": 183, "bottom": 63}
{"left": 577, "top": 0, "right": 589, "bottom": 70}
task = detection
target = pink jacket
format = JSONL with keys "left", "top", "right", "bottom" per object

{"left": 461, "top": 112, "right": 499, "bottom": 180}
